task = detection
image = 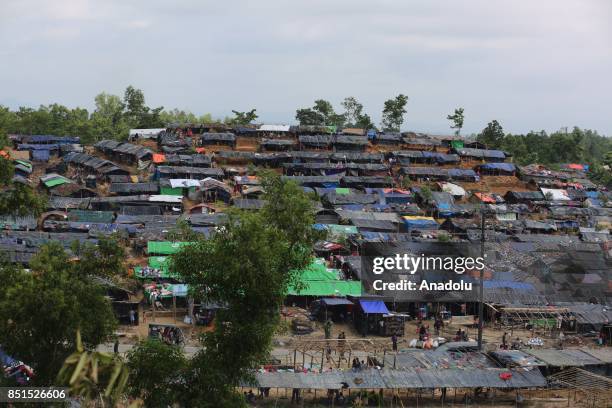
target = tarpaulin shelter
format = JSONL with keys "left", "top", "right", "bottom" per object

{"left": 282, "top": 175, "right": 341, "bottom": 188}
{"left": 331, "top": 152, "right": 383, "bottom": 163}
{"left": 341, "top": 176, "right": 392, "bottom": 188}
{"left": 200, "top": 132, "right": 236, "bottom": 147}
{"left": 260, "top": 138, "right": 296, "bottom": 151}
{"left": 333, "top": 135, "right": 368, "bottom": 151}
{"left": 156, "top": 166, "right": 224, "bottom": 180}
{"left": 110, "top": 183, "right": 159, "bottom": 195}
{"left": 287, "top": 280, "right": 362, "bottom": 297}
{"left": 249, "top": 367, "right": 546, "bottom": 390}
{"left": 475, "top": 162, "right": 517, "bottom": 175}
{"left": 402, "top": 216, "right": 439, "bottom": 230}
{"left": 40, "top": 173, "right": 73, "bottom": 189}
{"left": 322, "top": 191, "right": 380, "bottom": 206}
{"left": 63, "top": 152, "right": 129, "bottom": 177}
{"left": 541, "top": 188, "right": 571, "bottom": 201}
{"left": 31, "top": 149, "right": 50, "bottom": 161}
{"left": 456, "top": 148, "right": 506, "bottom": 162}
{"left": 298, "top": 135, "right": 334, "bottom": 149}
{"left": 439, "top": 182, "right": 466, "bottom": 198}
{"left": 359, "top": 299, "right": 390, "bottom": 314}
{"left": 373, "top": 133, "right": 403, "bottom": 145}
{"left": 147, "top": 241, "right": 194, "bottom": 255}
{"left": 286, "top": 151, "right": 329, "bottom": 163}
{"left": 68, "top": 210, "right": 114, "bottom": 223}
{"left": 447, "top": 168, "right": 479, "bottom": 182}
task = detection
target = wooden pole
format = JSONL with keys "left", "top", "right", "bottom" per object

{"left": 321, "top": 347, "right": 325, "bottom": 372}
{"left": 173, "top": 295, "right": 177, "bottom": 322}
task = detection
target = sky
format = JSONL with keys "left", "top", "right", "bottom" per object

{"left": 1, "top": 0, "right": 611, "bottom": 135}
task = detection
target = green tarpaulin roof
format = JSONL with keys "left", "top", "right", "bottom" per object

{"left": 148, "top": 256, "right": 170, "bottom": 270}
{"left": 160, "top": 186, "right": 186, "bottom": 196}
{"left": 14, "top": 160, "right": 32, "bottom": 170}
{"left": 43, "top": 175, "right": 72, "bottom": 188}
{"left": 288, "top": 258, "right": 362, "bottom": 296}
{"left": 147, "top": 241, "right": 194, "bottom": 255}
{"left": 288, "top": 280, "right": 362, "bottom": 296}
{"left": 292, "top": 260, "right": 339, "bottom": 281}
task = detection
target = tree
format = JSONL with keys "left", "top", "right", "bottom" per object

{"left": 160, "top": 109, "right": 215, "bottom": 126}
{"left": 341, "top": 97, "right": 363, "bottom": 127}
{"left": 126, "top": 339, "right": 187, "bottom": 407}
{"left": 447, "top": 107, "right": 465, "bottom": 136}
{"left": 0, "top": 242, "right": 117, "bottom": 385}
{"left": 170, "top": 173, "right": 319, "bottom": 407}
{"left": 74, "top": 235, "right": 127, "bottom": 279}
{"left": 57, "top": 330, "right": 130, "bottom": 407}
{"left": 0, "top": 157, "right": 47, "bottom": 217}
{"left": 381, "top": 94, "right": 408, "bottom": 132}
{"left": 123, "top": 86, "right": 164, "bottom": 129}
{"left": 478, "top": 120, "right": 505, "bottom": 149}
{"left": 166, "top": 219, "right": 201, "bottom": 242}
{"left": 295, "top": 107, "right": 324, "bottom": 126}
{"left": 342, "top": 97, "right": 375, "bottom": 130}
{"left": 355, "top": 113, "right": 375, "bottom": 131}
{"left": 295, "top": 99, "right": 345, "bottom": 127}
{"left": 230, "top": 109, "right": 258, "bottom": 125}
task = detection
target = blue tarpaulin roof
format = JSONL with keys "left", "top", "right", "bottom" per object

{"left": 448, "top": 169, "right": 478, "bottom": 178}
{"left": 477, "top": 163, "right": 517, "bottom": 172}
{"left": 26, "top": 135, "right": 80, "bottom": 144}
{"left": 585, "top": 191, "right": 600, "bottom": 198}
{"left": 483, "top": 280, "right": 536, "bottom": 292}
{"left": 402, "top": 217, "right": 439, "bottom": 230}
{"left": 18, "top": 143, "right": 60, "bottom": 150}
{"left": 31, "top": 149, "right": 50, "bottom": 161}
{"left": 321, "top": 297, "right": 354, "bottom": 306}
{"left": 360, "top": 300, "right": 390, "bottom": 314}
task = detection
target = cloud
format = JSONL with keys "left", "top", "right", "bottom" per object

{"left": 0, "top": 0, "right": 610, "bottom": 134}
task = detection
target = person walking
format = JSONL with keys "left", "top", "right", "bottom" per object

{"left": 324, "top": 319, "right": 332, "bottom": 340}
{"left": 391, "top": 333, "right": 398, "bottom": 352}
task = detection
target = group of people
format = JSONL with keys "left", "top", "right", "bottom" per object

{"left": 351, "top": 357, "right": 366, "bottom": 371}
{"left": 416, "top": 323, "right": 430, "bottom": 341}
{"left": 501, "top": 332, "right": 524, "bottom": 350}
{"left": 454, "top": 329, "right": 469, "bottom": 342}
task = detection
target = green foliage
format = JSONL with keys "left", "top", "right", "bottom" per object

{"left": 126, "top": 339, "right": 187, "bottom": 407}
{"left": 400, "top": 176, "right": 412, "bottom": 190}
{"left": 75, "top": 235, "right": 126, "bottom": 279}
{"left": 57, "top": 330, "right": 131, "bottom": 406}
{"left": 166, "top": 219, "right": 202, "bottom": 242}
{"left": 341, "top": 96, "right": 375, "bottom": 130}
{"left": 419, "top": 185, "right": 433, "bottom": 203}
{"left": 0, "top": 242, "right": 117, "bottom": 385}
{"left": 123, "top": 86, "right": 164, "bottom": 129}
{"left": 477, "top": 120, "right": 505, "bottom": 149}
{"left": 159, "top": 109, "right": 215, "bottom": 125}
{"left": 0, "top": 157, "right": 14, "bottom": 184}
{"left": 0, "top": 158, "right": 47, "bottom": 216}
{"left": 437, "top": 233, "right": 451, "bottom": 242}
{"left": 0, "top": 86, "right": 173, "bottom": 144}
{"left": 447, "top": 107, "right": 464, "bottom": 136}
{"left": 170, "top": 172, "right": 318, "bottom": 407}
{"left": 381, "top": 94, "right": 408, "bottom": 132}
{"left": 229, "top": 108, "right": 258, "bottom": 125}
{"left": 476, "top": 123, "right": 612, "bottom": 185}
{"left": 296, "top": 99, "right": 345, "bottom": 127}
